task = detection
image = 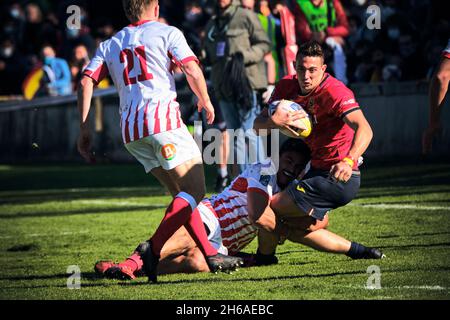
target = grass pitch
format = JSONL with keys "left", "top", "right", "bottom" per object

{"left": 0, "top": 160, "right": 449, "bottom": 300}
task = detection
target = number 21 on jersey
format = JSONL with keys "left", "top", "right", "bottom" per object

{"left": 120, "top": 46, "right": 153, "bottom": 85}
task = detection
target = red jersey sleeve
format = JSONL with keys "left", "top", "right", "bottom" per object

{"left": 328, "top": 86, "right": 360, "bottom": 118}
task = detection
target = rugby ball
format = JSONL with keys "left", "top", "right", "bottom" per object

{"left": 268, "top": 100, "right": 312, "bottom": 139}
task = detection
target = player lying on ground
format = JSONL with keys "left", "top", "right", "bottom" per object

{"left": 95, "top": 139, "right": 384, "bottom": 280}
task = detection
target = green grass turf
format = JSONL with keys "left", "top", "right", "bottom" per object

{"left": 0, "top": 160, "right": 449, "bottom": 300}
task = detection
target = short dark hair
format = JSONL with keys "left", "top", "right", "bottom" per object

{"left": 296, "top": 41, "right": 324, "bottom": 62}
{"left": 280, "top": 138, "right": 311, "bottom": 162}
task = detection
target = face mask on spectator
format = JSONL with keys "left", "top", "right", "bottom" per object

{"left": 44, "top": 56, "right": 54, "bottom": 65}
{"left": 10, "top": 9, "right": 21, "bottom": 19}
{"left": 1, "top": 47, "right": 14, "bottom": 58}
{"left": 387, "top": 28, "right": 400, "bottom": 40}
{"left": 67, "top": 28, "right": 80, "bottom": 38}
{"left": 185, "top": 11, "right": 201, "bottom": 23}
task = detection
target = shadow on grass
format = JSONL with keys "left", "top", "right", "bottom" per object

{"left": 362, "top": 163, "right": 450, "bottom": 189}
{"left": 3, "top": 265, "right": 450, "bottom": 291}
{"left": 378, "top": 242, "right": 450, "bottom": 250}
{"left": 377, "top": 232, "right": 450, "bottom": 239}
{"left": 0, "top": 270, "right": 366, "bottom": 290}
{"left": 0, "top": 272, "right": 100, "bottom": 282}
{"left": 357, "top": 188, "right": 450, "bottom": 200}
{"left": 0, "top": 204, "right": 166, "bottom": 219}
{"left": 0, "top": 189, "right": 169, "bottom": 206}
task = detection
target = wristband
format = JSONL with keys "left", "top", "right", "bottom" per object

{"left": 342, "top": 157, "right": 354, "bottom": 168}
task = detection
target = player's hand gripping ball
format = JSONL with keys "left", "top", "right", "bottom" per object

{"left": 268, "top": 100, "right": 312, "bottom": 139}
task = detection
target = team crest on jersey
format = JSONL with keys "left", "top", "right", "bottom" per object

{"left": 161, "top": 144, "right": 176, "bottom": 160}
{"left": 259, "top": 175, "right": 271, "bottom": 187}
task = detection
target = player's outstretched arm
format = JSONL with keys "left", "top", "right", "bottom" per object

{"left": 77, "top": 76, "right": 95, "bottom": 163}
{"left": 182, "top": 60, "right": 215, "bottom": 124}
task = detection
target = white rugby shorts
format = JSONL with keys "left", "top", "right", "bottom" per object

{"left": 197, "top": 201, "right": 228, "bottom": 255}
{"left": 125, "top": 126, "right": 202, "bottom": 173}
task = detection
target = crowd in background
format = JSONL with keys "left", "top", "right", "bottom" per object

{"left": 0, "top": 0, "right": 448, "bottom": 98}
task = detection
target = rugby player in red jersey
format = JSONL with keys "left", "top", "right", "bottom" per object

{"left": 253, "top": 41, "right": 380, "bottom": 260}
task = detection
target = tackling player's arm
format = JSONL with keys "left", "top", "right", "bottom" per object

{"left": 77, "top": 75, "right": 96, "bottom": 163}
{"left": 182, "top": 60, "right": 215, "bottom": 124}
{"left": 330, "top": 109, "right": 373, "bottom": 182}
{"left": 247, "top": 189, "right": 273, "bottom": 230}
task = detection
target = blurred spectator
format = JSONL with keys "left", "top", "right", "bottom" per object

{"left": 0, "top": 0, "right": 448, "bottom": 99}
{"left": 382, "top": 55, "right": 402, "bottom": 82}
{"left": 204, "top": 0, "right": 271, "bottom": 174}
{"left": 0, "top": 37, "right": 31, "bottom": 96}
{"left": 182, "top": 1, "right": 211, "bottom": 57}
{"left": 69, "top": 44, "right": 90, "bottom": 91}
{"left": 241, "top": 0, "right": 278, "bottom": 103}
{"left": 398, "top": 33, "right": 425, "bottom": 81}
{"left": 269, "top": 0, "right": 299, "bottom": 76}
{"left": 61, "top": 6, "right": 95, "bottom": 59}
{"left": 22, "top": 3, "right": 60, "bottom": 58}
{"left": 293, "top": 0, "right": 350, "bottom": 83}
{"left": 40, "top": 45, "right": 72, "bottom": 96}
{"left": 3, "top": 2, "right": 26, "bottom": 46}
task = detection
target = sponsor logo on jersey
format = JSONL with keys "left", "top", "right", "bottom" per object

{"left": 296, "top": 185, "right": 306, "bottom": 193}
{"left": 342, "top": 98, "right": 356, "bottom": 106}
{"left": 161, "top": 144, "right": 176, "bottom": 160}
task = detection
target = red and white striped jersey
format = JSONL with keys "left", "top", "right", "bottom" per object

{"left": 204, "top": 161, "right": 281, "bottom": 255}
{"left": 83, "top": 20, "right": 198, "bottom": 144}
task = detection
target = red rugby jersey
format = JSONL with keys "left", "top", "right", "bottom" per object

{"left": 269, "top": 73, "right": 360, "bottom": 170}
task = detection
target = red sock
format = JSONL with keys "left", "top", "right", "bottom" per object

{"left": 150, "top": 194, "right": 194, "bottom": 255}
{"left": 118, "top": 253, "right": 143, "bottom": 272}
{"left": 185, "top": 207, "right": 218, "bottom": 257}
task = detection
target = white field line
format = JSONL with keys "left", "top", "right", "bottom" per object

{"left": 76, "top": 200, "right": 165, "bottom": 207}
{"left": 0, "top": 230, "right": 90, "bottom": 239}
{"left": 351, "top": 203, "right": 450, "bottom": 211}
{"left": 345, "top": 285, "right": 448, "bottom": 291}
